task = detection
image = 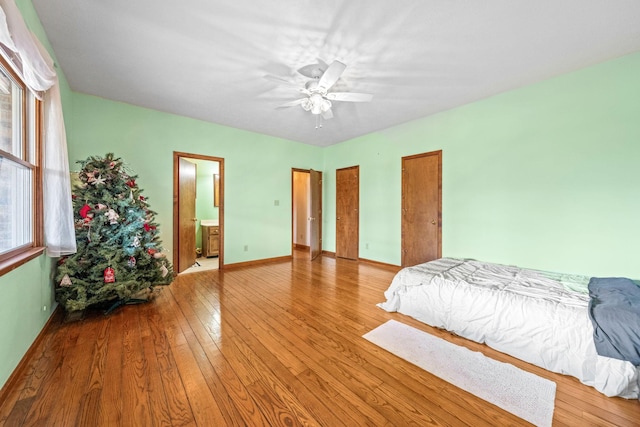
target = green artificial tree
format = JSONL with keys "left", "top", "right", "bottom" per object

{"left": 55, "top": 153, "right": 174, "bottom": 312}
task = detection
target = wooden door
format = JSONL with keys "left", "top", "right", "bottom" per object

{"left": 178, "top": 158, "right": 197, "bottom": 273}
{"left": 336, "top": 166, "right": 359, "bottom": 260}
{"left": 402, "top": 151, "right": 442, "bottom": 267}
{"left": 309, "top": 169, "right": 322, "bottom": 261}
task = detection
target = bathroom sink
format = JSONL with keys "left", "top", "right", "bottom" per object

{"left": 200, "top": 219, "right": 219, "bottom": 226}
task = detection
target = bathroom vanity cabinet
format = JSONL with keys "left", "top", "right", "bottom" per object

{"left": 201, "top": 225, "right": 220, "bottom": 257}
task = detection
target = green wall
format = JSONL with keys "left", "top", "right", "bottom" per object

{"left": 69, "top": 93, "right": 323, "bottom": 264}
{"left": 0, "top": 256, "right": 54, "bottom": 391}
{"left": 324, "top": 53, "right": 640, "bottom": 278}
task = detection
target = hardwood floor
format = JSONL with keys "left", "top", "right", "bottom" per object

{"left": 1, "top": 251, "right": 639, "bottom": 426}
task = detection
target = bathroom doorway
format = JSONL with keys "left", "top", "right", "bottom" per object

{"left": 173, "top": 152, "right": 224, "bottom": 274}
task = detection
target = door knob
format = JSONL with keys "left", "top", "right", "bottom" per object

{"left": 192, "top": 218, "right": 198, "bottom": 221}
{"left": 337, "top": 216, "right": 341, "bottom": 220}
{"left": 431, "top": 220, "right": 436, "bottom": 225}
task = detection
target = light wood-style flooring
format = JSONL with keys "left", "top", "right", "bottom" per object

{"left": 1, "top": 251, "right": 639, "bottom": 426}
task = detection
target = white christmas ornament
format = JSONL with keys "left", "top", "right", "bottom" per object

{"left": 105, "top": 209, "right": 120, "bottom": 225}
{"left": 60, "top": 274, "right": 72, "bottom": 287}
{"left": 160, "top": 264, "right": 169, "bottom": 278}
{"left": 92, "top": 174, "right": 106, "bottom": 186}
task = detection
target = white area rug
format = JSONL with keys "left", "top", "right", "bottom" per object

{"left": 363, "top": 320, "right": 556, "bottom": 427}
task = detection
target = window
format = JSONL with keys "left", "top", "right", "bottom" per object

{"left": 0, "top": 55, "right": 43, "bottom": 275}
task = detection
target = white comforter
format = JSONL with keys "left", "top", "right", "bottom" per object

{"left": 378, "top": 258, "right": 640, "bottom": 398}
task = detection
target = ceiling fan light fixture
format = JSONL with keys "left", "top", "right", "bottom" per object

{"left": 276, "top": 60, "right": 372, "bottom": 124}
{"left": 320, "top": 99, "right": 332, "bottom": 112}
{"left": 309, "top": 93, "right": 324, "bottom": 115}
{"left": 300, "top": 98, "right": 312, "bottom": 111}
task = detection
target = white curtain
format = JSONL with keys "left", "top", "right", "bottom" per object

{"left": 0, "top": 0, "right": 76, "bottom": 256}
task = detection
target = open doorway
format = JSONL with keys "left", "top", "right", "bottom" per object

{"left": 292, "top": 170, "right": 310, "bottom": 251}
{"left": 291, "top": 168, "right": 322, "bottom": 260}
{"left": 173, "top": 152, "right": 224, "bottom": 274}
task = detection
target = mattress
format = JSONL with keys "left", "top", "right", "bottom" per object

{"left": 378, "top": 257, "right": 640, "bottom": 398}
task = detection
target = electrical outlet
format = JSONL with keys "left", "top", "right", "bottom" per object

{"left": 43, "top": 305, "right": 47, "bottom": 312}
{"left": 244, "top": 245, "right": 248, "bottom": 251}
{"left": 365, "top": 243, "right": 369, "bottom": 249}
{"left": 274, "top": 199, "right": 280, "bottom": 206}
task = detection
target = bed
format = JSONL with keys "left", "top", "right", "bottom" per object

{"left": 377, "top": 257, "right": 640, "bottom": 398}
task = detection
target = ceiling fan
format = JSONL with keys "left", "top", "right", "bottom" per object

{"left": 267, "top": 59, "right": 373, "bottom": 125}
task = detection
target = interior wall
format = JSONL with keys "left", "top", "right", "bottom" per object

{"left": 293, "top": 171, "right": 310, "bottom": 246}
{"left": 324, "top": 52, "right": 640, "bottom": 278}
{"left": 68, "top": 92, "right": 323, "bottom": 265}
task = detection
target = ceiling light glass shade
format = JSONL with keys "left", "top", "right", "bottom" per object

{"left": 310, "top": 93, "right": 323, "bottom": 115}
{"left": 300, "top": 98, "right": 312, "bottom": 111}
{"left": 299, "top": 94, "right": 332, "bottom": 116}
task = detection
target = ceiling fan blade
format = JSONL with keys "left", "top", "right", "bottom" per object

{"left": 297, "top": 64, "right": 322, "bottom": 78}
{"left": 264, "top": 74, "right": 298, "bottom": 87}
{"left": 318, "top": 60, "right": 346, "bottom": 91}
{"left": 321, "top": 109, "right": 333, "bottom": 120}
{"left": 276, "top": 98, "right": 306, "bottom": 109}
{"left": 297, "top": 58, "right": 331, "bottom": 78}
{"left": 326, "top": 92, "right": 373, "bottom": 102}
{"left": 265, "top": 75, "right": 311, "bottom": 96}
{"left": 316, "top": 58, "right": 329, "bottom": 69}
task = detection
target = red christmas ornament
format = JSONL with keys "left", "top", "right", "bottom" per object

{"left": 79, "top": 204, "right": 92, "bottom": 218}
{"left": 147, "top": 248, "right": 157, "bottom": 256}
{"left": 143, "top": 223, "right": 156, "bottom": 232}
{"left": 104, "top": 267, "right": 115, "bottom": 283}
{"left": 126, "top": 179, "right": 136, "bottom": 188}
{"left": 128, "top": 256, "right": 136, "bottom": 267}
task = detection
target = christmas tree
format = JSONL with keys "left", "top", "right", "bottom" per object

{"left": 55, "top": 153, "right": 174, "bottom": 312}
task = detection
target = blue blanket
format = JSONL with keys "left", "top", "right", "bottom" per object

{"left": 588, "top": 277, "right": 640, "bottom": 366}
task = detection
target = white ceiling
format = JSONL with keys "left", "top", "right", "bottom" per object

{"left": 31, "top": 0, "right": 640, "bottom": 147}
